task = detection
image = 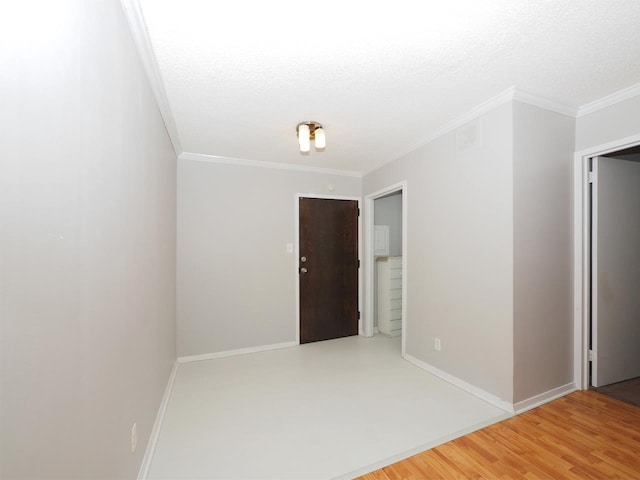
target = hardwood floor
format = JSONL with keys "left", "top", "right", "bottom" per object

{"left": 358, "top": 390, "right": 640, "bottom": 479}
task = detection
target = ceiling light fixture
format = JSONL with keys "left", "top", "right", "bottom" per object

{"left": 296, "top": 121, "right": 325, "bottom": 153}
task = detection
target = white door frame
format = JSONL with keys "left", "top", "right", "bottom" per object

{"left": 364, "top": 181, "right": 408, "bottom": 356}
{"left": 294, "top": 193, "right": 363, "bottom": 344}
{"left": 573, "top": 133, "right": 640, "bottom": 390}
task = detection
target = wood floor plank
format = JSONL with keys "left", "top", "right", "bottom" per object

{"left": 405, "top": 453, "right": 478, "bottom": 480}
{"left": 515, "top": 420, "right": 597, "bottom": 458}
{"left": 435, "top": 442, "right": 503, "bottom": 479}
{"left": 358, "top": 471, "right": 391, "bottom": 480}
{"left": 357, "top": 390, "right": 640, "bottom": 480}
{"left": 483, "top": 424, "right": 578, "bottom": 479}
{"left": 492, "top": 422, "right": 581, "bottom": 477}
{"left": 382, "top": 460, "right": 425, "bottom": 480}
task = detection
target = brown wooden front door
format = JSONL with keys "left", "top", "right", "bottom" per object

{"left": 299, "top": 197, "right": 359, "bottom": 344}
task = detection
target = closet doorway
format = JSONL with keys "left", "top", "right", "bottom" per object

{"left": 590, "top": 151, "right": 640, "bottom": 388}
{"left": 364, "top": 181, "right": 407, "bottom": 356}
{"left": 574, "top": 136, "right": 640, "bottom": 391}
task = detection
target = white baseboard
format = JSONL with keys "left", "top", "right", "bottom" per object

{"left": 403, "top": 354, "right": 514, "bottom": 413}
{"left": 138, "top": 360, "right": 179, "bottom": 479}
{"left": 177, "top": 341, "right": 298, "bottom": 364}
{"left": 513, "top": 382, "right": 577, "bottom": 415}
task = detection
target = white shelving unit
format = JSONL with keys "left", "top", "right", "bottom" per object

{"left": 377, "top": 256, "right": 402, "bottom": 337}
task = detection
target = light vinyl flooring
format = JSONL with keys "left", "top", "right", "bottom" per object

{"left": 148, "top": 335, "right": 510, "bottom": 479}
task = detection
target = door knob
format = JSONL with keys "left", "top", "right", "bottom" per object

{"left": 300, "top": 256, "right": 307, "bottom": 262}
{"left": 300, "top": 267, "right": 308, "bottom": 273}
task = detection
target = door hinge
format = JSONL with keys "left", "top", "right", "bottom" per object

{"left": 357, "top": 259, "right": 360, "bottom": 268}
{"left": 588, "top": 349, "right": 593, "bottom": 362}
{"left": 358, "top": 208, "right": 360, "bottom": 217}
{"left": 358, "top": 311, "right": 361, "bottom": 320}
{"left": 588, "top": 171, "right": 594, "bottom": 184}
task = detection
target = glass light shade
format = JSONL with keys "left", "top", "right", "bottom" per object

{"left": 314, "top": 127, "right": 325, "bottom": 149}
{"left": 298, "top": 124, "right": 310, "bottom": 152}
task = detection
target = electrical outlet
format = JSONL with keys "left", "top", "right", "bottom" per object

{"left": 131, "top": 423, "right": 137, "bottom": 453}
{"left": 434, "top": 338, "right": 441, "bottom": 351}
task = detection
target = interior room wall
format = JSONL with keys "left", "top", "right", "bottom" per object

{"left": 374, "top": 192, "right": 403, "bottom": 256}
{"left": 177, "top": 159, "right": 361, "bottom": 357}
{"left": 363, "top": 103, "right": 515, "bottom": 403}
{"left": 0, "top": 1, "right": 177, "bottom": 478}
{"left": 575, "top": 94, "right": 640, "bottom": 152}
{"left": 612, "top": 153, "right": 640, "bottom": 161}
{"left": 512, "top": 101, "right": 575, "bottom": 404}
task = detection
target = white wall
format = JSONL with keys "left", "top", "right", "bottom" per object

{"left": 363, "top": 104, "right": 514, "bottom": 403}
{"left": 512, "top": 102, "right": 575, "bottom": 403}
{"left": 374, "top": 192, "right": 403, "bottom": 256}
{"left": 0, "top": 1, "right": 177, "bottom": 478}
{"left": 177, "top": 159, "right": 361, "bottom": 357}
{"left": 576, "top": 95, "right": 640, "bottom": 152}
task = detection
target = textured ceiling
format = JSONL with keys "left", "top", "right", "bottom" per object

{"left": 137, "top": 0, "right": 640, "bottom": 173}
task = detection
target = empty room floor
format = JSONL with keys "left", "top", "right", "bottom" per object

{"left": 147, "top": 335, "right": 510, "bottom": 479}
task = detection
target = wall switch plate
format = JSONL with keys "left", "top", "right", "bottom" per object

{"left": 434, "top": 338, "right": 441, "bottom": 351}
{"left": 131, "top": 423, "right": 137, "bottom": 453}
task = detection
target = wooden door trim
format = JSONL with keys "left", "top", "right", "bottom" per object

{"left": 364, "top": 181, "right": 408, "bottom": 357}
{"left": 294, "top": 193, "right": 363, "bottom": 345}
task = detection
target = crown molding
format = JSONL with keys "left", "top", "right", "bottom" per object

{"left": 512, "top": 88, "right": 578, "bottom": 118}
{"left": 577, "top": 82, "right": 640, "bottom": 118}
{"left": 179, "top": 152, "right": 363, "bottom": 178}
{"left": 366, "top": 86, "right": 580, "bottom": 175}
{"left": 120, "top": 0, "right": 182, "bottom": 155}
{"left": 376, "top": 88, "right": 516, "bottom": 172}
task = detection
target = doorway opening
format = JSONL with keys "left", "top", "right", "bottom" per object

{"left": 364, "top": 181, "right": 407, "bottom": 356}
{"left": 574, "top": 136, "right": 640, "bottom": 394}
